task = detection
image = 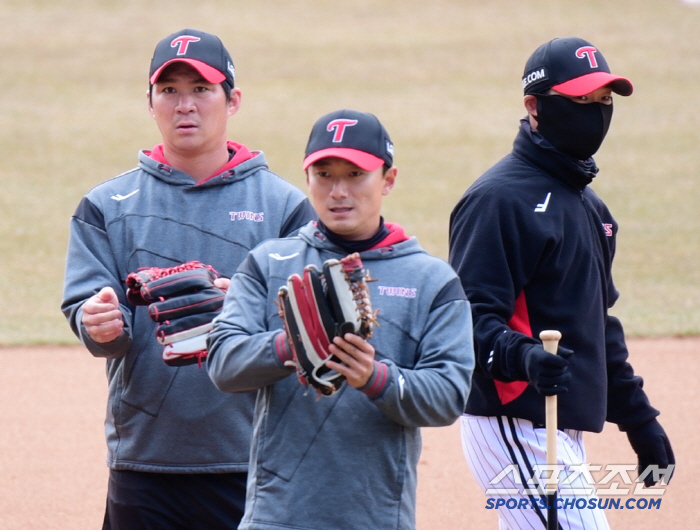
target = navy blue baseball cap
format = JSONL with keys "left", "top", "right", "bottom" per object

{"left": 522, "top": 37, "right": 633, "bottom": 97}
{"left": 303, "top": 110, "right": 394, "bottom": 171}
{"left": 149, "top": 29, "right": 235, "bottom": 91}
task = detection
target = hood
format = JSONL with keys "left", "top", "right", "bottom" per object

{"left": 296, "top": 221, "right": 423, "bottom": 260}
{"left": 138, "top": 141, "right": 268, "bottom": 188}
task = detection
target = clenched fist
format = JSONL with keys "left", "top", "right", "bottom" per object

{"left": 82, "top": 287, "right": 124, "bottom": 343}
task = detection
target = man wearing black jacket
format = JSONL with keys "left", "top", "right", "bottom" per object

{"left": 449, "top": 36, "right": 674, "bottom": 529}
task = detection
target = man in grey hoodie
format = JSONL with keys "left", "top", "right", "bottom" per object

{"left": 207, "top": 109, "right": 475, "bottom": 530}
{"left": 61, "top": 29, "right": 315, "bottom": 530}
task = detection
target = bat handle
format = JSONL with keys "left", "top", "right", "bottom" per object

{"left": 539, "top": 329, "right": 561, "bottom": 498}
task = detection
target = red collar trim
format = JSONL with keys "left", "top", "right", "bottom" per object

{"left": 146, "top": 141, "right": 256, "bottom": 181}
{"left": 369, "top": 222, "right": 409, "bottom": 250}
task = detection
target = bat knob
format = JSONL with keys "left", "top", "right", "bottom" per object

{"left": 540, "top": 330, "right": 561, "bottom": 356}
{"left": 539, "top": 330, "right": 561, "bottom": 342}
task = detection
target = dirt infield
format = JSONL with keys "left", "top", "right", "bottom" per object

{"left": 1, "top": 338, "right": 695, "bottom": 529}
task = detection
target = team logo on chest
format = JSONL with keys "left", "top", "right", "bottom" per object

{"left": 229, "top": 210, "right": 264, "bottom": 222}
{"left": 377, "top": 285, "right": 417, "bottom": 298}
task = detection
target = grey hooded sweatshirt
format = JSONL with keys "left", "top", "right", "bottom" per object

{"left": 207, "top": 221, "right": 475, "bottom": 530}
{"left": 61, "top": 142, "right": 315, "bottom": 473}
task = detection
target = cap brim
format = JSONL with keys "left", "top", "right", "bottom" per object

{"left": 303, "top": 148, "right": 385, "bottom": 171}
{"left": 150, "top": 59, "right": 226, "bottom": 85}
{"left": 552, "top": 72, "right": 634, "bottom": 97}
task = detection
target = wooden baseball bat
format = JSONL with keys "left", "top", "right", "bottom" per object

{"left": 539, "top": 329, "right": 561, "bottom": 530}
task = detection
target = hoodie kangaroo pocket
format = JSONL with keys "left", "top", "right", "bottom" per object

{"left": 119, "top": 314, "right": 178, "bottom": 418}
{"left": 260, "top": 382, "right": 347, "bottom": 482}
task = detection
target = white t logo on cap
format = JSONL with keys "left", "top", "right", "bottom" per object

{"left": 327, "top": 119, "right": 358, "bottom": 142}
{"left": 576, "top": 46, "right": 599, "bottom": 68}
{"left": 171, "top": 36, "right": 201, "bottom": 56}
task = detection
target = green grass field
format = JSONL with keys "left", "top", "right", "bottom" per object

{"left": 2, "top": 0, "right": 699, "bottom": 345}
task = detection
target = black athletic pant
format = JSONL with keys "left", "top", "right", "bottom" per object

{"left": 103, "top": 469, "right": 247, "bottom": 530}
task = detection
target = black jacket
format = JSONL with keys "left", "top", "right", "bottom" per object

{"left": 449, "top": 119, "right": 658, "bottom": 432}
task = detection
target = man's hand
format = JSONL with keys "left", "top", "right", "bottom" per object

{"left": 214, "top": 277, "right": 231, "bottom": 291}
{"left": 326, "top": 333, "right": 376, "bottom": 389}
{"left": 625, "top": 418, "right": 675, "bottom": 487}
{"left": 81, "top": 287, "right": 124, "bottom": 343}
{"left": 523, "top": 344, "right": 573, "bottom": 395}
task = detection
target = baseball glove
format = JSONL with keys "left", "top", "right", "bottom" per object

{"left": 126, "top": 261, "right": 226, "bottom": 367}
{"left": 277, "top": 252, "right": 377, "bottom": 397}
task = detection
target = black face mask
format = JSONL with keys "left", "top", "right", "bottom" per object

{"left": 535, "top": 95, "right": 613, "bottom": 160}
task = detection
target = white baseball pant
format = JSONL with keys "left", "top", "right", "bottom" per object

{"left": 460, "top": 414, "right": 611, "bottom": 530}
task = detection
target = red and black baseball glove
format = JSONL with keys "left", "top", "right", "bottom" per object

{"left": 277, "top": 253, "right": 377, "bottom": 397}
{"left": 126, "top": 261, "right": 226, "bottom": 367}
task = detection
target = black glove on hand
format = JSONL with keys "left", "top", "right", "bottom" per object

{"left": 624, "top": 418, "right": 675, "bottom": 487}
{"left": 522, "top": 344, "right": 573, "bottom": 396}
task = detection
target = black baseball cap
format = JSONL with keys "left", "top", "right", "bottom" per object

{"left": 303, "top": 110, "right": 394, "bottom": 171}
{"left": 522, "top": 37, "right": 633, "bottom": 97}
{"left": 149, "top": 29, "right": 235, "bottom": 91}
